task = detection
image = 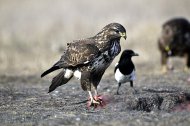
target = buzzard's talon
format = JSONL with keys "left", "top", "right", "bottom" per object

{"left": 87, "top": 95, "right": 107, "bottom": 108}
{"left": 87, "top": 98, "right": 100, "bottom": 108}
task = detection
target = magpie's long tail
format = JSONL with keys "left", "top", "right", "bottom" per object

{"left": 41, "top": 66, "right": 60, "bottom": 78}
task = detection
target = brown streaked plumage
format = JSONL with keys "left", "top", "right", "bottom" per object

{"left": 41, "top": 23, "right": 126, "bottom": 107}
{"left": 158, "top": 18, "right": 190, "bottom": 73}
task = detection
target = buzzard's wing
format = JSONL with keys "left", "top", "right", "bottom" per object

{"left": 41, "top": 41, "right": 100, "bottom": 77}
{"left": 55, "top": 42, "right": 100, "bottom": 68}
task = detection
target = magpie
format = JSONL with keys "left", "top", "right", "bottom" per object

{"left": 114, "top": 49, "right": 138, "bottom": 94}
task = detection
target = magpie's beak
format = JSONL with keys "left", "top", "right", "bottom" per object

{"left": 132, "top": 53, "right": 139, "bottom": 56}
{"left": 119, "top": 32, "right": 127, "bottom": 40}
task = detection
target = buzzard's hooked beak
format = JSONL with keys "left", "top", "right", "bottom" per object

{"left": 119, "top": 32, "right": 127, "bottom": 40}
{"left": 165, "top": 45, "right": 172, "bottom": 55}
{"left": 165, "top": 46, "right": 170, "bottom": 52}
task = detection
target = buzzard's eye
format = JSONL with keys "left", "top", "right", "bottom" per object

{"left": 115, "top": 29, "right": 119, "bottom": 33}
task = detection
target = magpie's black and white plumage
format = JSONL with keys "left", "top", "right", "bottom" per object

{"left": 114, "top": 50, "right": 138, "bottom": 95}
{"left": 41, "top": 23, "right": 126, "bottom": 107}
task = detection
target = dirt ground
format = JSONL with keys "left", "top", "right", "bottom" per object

{"left": 1, "top": 63, "right": 190, "bottom": 126}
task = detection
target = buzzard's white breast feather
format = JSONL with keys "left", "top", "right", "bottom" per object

{"left": 74, "top": 70, "right": 81, "bottom": 80}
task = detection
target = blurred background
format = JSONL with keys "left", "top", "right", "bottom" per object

{"left": 0, "top": 0, "right": 189, "bottom": 76}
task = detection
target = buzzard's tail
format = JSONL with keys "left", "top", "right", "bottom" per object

{"left": 49, "top": 70, "right": 73, "bottom": 93}
{"left": 41, "top": 66, "right": 60, "bottom": 78}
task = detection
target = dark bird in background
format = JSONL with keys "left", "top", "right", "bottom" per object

{"left": 114, "top": 50, "right": 138, "bottom": 95}
{"left": 158, "top": 17, "right": 190, "bottom": 73}
{"left": 41, "top": 23, "right": 126, "bottom": 107}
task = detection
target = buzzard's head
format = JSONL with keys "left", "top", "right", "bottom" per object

{"left": 97, "top": 23, "right": 127, "bottom": 40}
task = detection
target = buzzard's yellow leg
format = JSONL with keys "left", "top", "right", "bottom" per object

{"left": 88, "top": 91, "right": 100, "bottom": 105}
{"left": 94, "top": 89, "right": 98, "bottom": 96}
{"left": 161, "top": 65, "right": 167, "bottom": 74}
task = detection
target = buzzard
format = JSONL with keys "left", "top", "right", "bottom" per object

{"left": 114, "top": 50, "right": 138, "bottom": 94}
{"left": 158, "top": 18, "right": 190, "bottom": 73}
{"left": 41, "top": 23, "right": 126, "bottom": 107}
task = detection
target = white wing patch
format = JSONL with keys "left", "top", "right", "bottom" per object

{"left": 64, "top": 69, "right": 73, "bottom": 78}
{"left": 74, "top": 70, "right": 81, "bottom": 80}
{"left": 83, "top": 61, "right": 89, "bottom": 64}
{"left": 115, "top": 69, "right": 136, "bottom": 84}
{"left": 65, "top": 69, "right": 81, "bottom": 80}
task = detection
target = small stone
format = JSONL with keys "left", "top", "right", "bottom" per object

{"left": 76, "top": 117, "right": 80, "bottom": 121}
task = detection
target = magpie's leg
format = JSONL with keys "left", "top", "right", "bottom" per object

{"left": 130, "top": 81, "right": 133, "bottom": 87}
{"left": 116, "top": 83, "right": 121, "bottom": 95}
{"left": 130, "top": 81, "right": 137, "bottom": 94}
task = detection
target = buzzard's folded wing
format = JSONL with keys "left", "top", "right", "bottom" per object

{"left": 41, "top": 40, "right": 100, "bottom": 77}
{"left": 54, "top": 42, "right": 100, "bottom": 68}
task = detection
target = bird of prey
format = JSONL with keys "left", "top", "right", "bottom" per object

{"left": 158, "top": 18, "right": 190, "bottom": 73}
{"left": 114, "top": 50, "right": 138, "bottom": 95}
{"left": 41, "top": 23, "right": 126, "bottom": 107}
